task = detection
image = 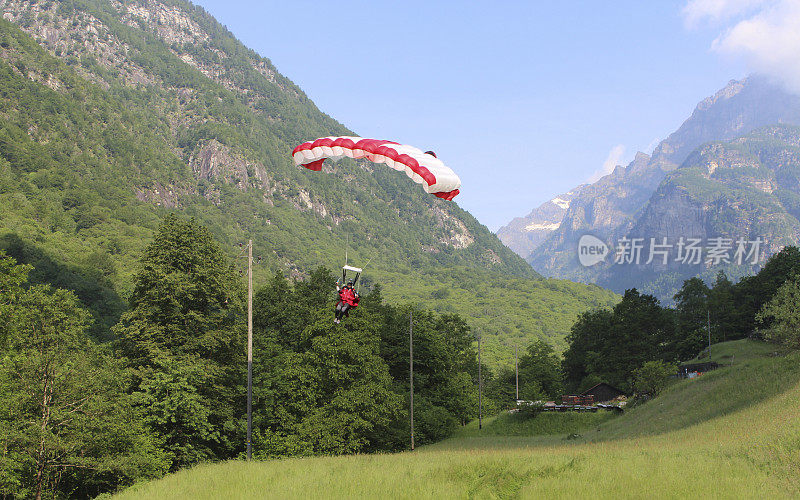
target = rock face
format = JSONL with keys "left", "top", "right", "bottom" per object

{"left": 594, "top": 125, "right": 800, "bottom": 300}
{"left": 497, "top": 186, "right": 585, "bottom": 258}
{"left": 510, "top": 76, "right": 800, "bottom": 293}
{"left": 190, "top": 140, "right": 269, "bottom": 191}
{"left": 528, "top": 150, "right": 672, "bottom": 281}
{"left": 651, "top": 77, "right": 800, "bottom": 166}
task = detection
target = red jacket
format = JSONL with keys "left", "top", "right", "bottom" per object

{"left": 338, "top": 286, "right": 360, "bottom": 307}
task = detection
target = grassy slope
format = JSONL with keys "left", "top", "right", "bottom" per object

{"left": 114, "top": 341, "right": 800, "bottom": 499}
{"left": 684, "top": 338, "right": 778, "bottom": 365}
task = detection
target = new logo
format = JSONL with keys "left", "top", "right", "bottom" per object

{"left": 578, "top": 234, "right": 609, "bottom": 267}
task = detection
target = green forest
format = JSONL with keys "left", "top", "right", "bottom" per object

{"left": 563, "top": 246, "right": 800, "bottom": 394}
{"left": 1, "top": 215, "right": 485, "bottom": 497}
{"left": 5, "top": 215, "right": 800, "bottom": 498}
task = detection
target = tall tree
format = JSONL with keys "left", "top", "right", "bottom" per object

{"left": 562, "top": 308, "right": 614, "bottom": 392}
{"left": 673, "top": 277, "right": 710, "bottom": 359}
{"left": 0, "top": 251, "right": 29, "bottom": 347}
{"left": 563, "top": 290, "right": 674, "bottom": 392}
{"left": 113, "top": 214, "right": 245, "bottom": 469}
{"left": 251, "top": 272, "right": 478, "bottom": 454}
{"left": 708, "top": 270, "right": 735, "bottom": 342}
{"left": 517, "top": 339, "right": 563, "bottom": 399}
{"left": 733, "top": 246, "right": 800, "bottom": 337}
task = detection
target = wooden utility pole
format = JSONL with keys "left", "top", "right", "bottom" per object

{"left": 515, "top": 344, "right": 519, "bottom": 401}
{"left": 410, "top": 310, "right": 414, "bottom": 451}
{"left": 247, "top": 240, "right": 253, "bottom": 461}
{"left": 478, "top": 333, "right": 482, "bottom": 430}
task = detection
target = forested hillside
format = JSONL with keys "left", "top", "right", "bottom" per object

{"left": 0, "top": 0, "right": 618, "bottom": 367}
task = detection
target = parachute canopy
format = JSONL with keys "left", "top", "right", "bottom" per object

{"left": 292, "top": 137, "right": 461, "bottom": 200}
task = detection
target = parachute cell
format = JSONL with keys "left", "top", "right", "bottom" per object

{"left": 292, "top": 136, "right": 461, "bottom": 200}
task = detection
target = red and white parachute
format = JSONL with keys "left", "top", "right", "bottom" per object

{"left": 292, "top": 137, "right": 460, "bottom": 200}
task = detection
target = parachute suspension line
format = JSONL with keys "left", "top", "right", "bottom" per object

{"left": 353, "top": 256, "right": 373, "bottom": 293}
{"left": 341, "top": 234, "right": 349, "bottom": 284}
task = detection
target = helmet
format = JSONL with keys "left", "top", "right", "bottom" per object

{"left": 347, "top": 279, "right": 354, "bottom": 286}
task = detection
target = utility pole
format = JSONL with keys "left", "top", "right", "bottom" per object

{"left": 409, "top": 310, "right": 414, "bottom": 451}
{"left": 478, "top": 333, "right": 482, "bottom": 430}
{"left": 246, "top": 240, "right": 253, "bottom": 461}
{"left": 707, "top": 309, "right": 711, "bottom": 354}
{"left": 515, "top": 344, "right": 519, "bottom": 401}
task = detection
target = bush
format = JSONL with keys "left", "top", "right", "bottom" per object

{"left": 632, "top": 360, "right": 676, "bottom": 398}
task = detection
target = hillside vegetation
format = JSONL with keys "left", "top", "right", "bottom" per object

{"left": 0, "top": 1, "right": 618, "bottom": 367}
{"left": 114, "top": 341, "right": 800, "bottom": 498}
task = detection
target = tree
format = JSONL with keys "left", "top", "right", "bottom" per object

{"left": 756, "top": 274, "right": 800, "bottom": 349}
{"left": 562, "top": 308, "right": 613, "bottom": 392}
{"left": 113, "top": 214, "right": 245, "bottom": 469}
{"left": 563, "top": 290, "right": 674, "bottom": 393}
{"left": 251, "top": 273, "right": 478, "bottom": 454}
{"left": 517, "top": 339, "right": 562, "bottom": 399}
{"left": 733, "top": 246, "right": 800, "bottom": 337}
{"left": 0, "top": 254, "right": 167, "bottom": 499}
{"left": 0, "top": 251, "right": 30, "bottom": 347}
{"left": 673, "top": 277, "right": 710, "bottom": 360}
{"left": 708, "top": 270, "right": 735, "bottom": 342}
{"left": 632, "top": 360, "right": 676, "bottom": 398}
{"left": 601, "top": 290, "right": 672, "bottom": 390}
{"left": 297, "top": 321, "right": 403, "bottom": 453}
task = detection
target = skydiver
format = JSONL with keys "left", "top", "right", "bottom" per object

{"left": 334, "top": 279, "right": 360, "bottom": 324}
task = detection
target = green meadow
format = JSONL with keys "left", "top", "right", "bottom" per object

{"left": 113, "top": 341, "right": 800, "bottom": 499}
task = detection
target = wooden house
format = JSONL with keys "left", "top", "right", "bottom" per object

{"left": 581, "top": 382, "right": 626, "bottom": 403}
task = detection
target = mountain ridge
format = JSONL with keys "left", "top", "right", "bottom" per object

{"left": 501, "top": 76, "right": 800, "bottom": 296}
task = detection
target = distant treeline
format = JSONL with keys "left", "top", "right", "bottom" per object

{"left": 562, "top": 246, "right": 800, "bottom": 393}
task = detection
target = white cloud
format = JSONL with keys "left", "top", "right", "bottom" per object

{"left": 588, "top": 145, "right": 626, "bottom": 183}
{"left": 682, "top": 0, "right": 771, "bottom": 27}
{"left": 683, "top": 0, "right": 800, "bottom": 93}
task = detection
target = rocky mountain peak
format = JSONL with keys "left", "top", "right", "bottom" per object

{"left": 509, "top": 76, "right": 800, "bottom": 288}
{"left": 497, "top": 186, "right": 585, "bottom": 258}
{"left": 696, "top": 78, "right": 745, "bottom": 112}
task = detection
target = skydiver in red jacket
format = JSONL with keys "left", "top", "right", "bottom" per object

{"left": 334, "top": 279, "right": 360, "bottom": 324}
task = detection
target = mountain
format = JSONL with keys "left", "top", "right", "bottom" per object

{"left": 595, "top": 124, "right": 800, "bottom": 299}
{"left": 0, "top": 0, "right": 618, "bottom": 367}
{"left": 507, "top": 76, "right": 800, "bottom": 291}
{"left": 496, "top": 186, "right": 584, "bottom": 259}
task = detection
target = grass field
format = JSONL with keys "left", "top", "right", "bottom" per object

{"left": 684, "top": 338, "right": 779, "bottom": 365}
{"left": 451, "top": 410, "right": 616, "bottom": 439}
{"left": 113, "top": 341, "right": 800, "bottom": 499}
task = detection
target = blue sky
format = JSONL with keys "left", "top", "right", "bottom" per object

{"left": 193, "top": 0, "right": 748, "bottom": 230}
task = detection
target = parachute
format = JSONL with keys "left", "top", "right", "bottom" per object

{"left": 292, "top": 136, "right": 461, "bottom": 200}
